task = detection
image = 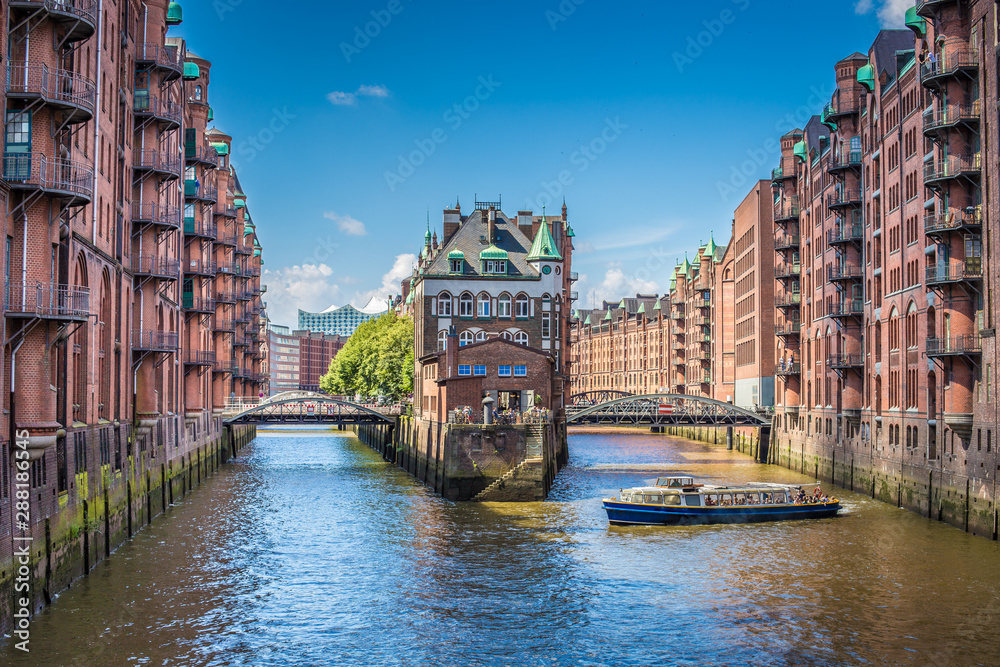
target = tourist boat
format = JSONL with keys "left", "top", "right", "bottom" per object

{"left": 603, "top": 476, "right": 841, "bottom": 526}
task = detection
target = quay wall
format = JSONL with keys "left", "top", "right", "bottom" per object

{"left": 356, "top": 417, "right": 568, "bottom": 501}
{"left": 1, "top": 418, "right": 257, "bottom": 636}
{"left": 660, "top": 424, "right": 999, "bottom": 541}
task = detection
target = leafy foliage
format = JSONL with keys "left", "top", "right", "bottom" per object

{"left": 319, "top": 313, "right": 414, "bottom": 401}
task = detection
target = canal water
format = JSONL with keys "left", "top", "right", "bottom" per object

{"left": 6, "top": 427, "right": 1000, "bottom": 666}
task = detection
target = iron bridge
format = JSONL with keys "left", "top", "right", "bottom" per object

{"left": 566, "top": 393, "right": 771, "bottom": 426}
{"left": 224, "top": 392, "right": 399, "bottom": 425}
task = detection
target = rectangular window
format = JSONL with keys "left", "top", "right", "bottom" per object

{"left": 474, "top": 365, "right": 486, "bottom": 376}
{"left": 478, "top": 299, "right": 490, "bottom": 318}
{"left": 497, "top": 298, "right": 511, "bottom": 319}
{"left": 542, "top": 313, "right": 551, "bottom": 339}
{"left": 514, "top": 365, "right": 527, "bottom": 377}
{"left": 438, "top": 297, "right": 451, "bottom": 317}
{"left": 458, "top": 365, "right": 471, "bottom": 376}
{"left": 450, "top": 260, "right": 462, "bottom": 273}
{"left": 498, "top": 365, "right": 511, "bottom": 377}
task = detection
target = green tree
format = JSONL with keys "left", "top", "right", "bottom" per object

{"left": 319, "top": 313, "right": 414, "bottom": 401}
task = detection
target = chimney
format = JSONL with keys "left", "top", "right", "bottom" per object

{"left": 443, "top": 207, "right": 461, "bottom": 244}
{"left": 446, "top": 325, "right": 458, "bottom": 377}
{"left": 487, "top": 207, "right": 497, "bottom": 244}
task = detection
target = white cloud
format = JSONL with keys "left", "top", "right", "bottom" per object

{"left": 855, "top": 0, "right": 909, "bottom": 27}
{"left": 262, "top": 263, "right": 342, "bottom": 328}
{"left": 353, "top": 253, "right": 417, "bottom": 306}
{"left": 583, "top": 264, "right": 660, "bottom": 309}
{"left": 326, "top": 84, "right": 392, "bottom": 107}
{"left": 323, "top": 211, "right": 368, "bottom": 236}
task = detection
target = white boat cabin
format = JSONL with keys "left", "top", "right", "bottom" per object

{"left": 618, "top": 483, "right": 796, "bottom": 508}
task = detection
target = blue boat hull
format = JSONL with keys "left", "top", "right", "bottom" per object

{"left": 603, "top": 500, "right": 842, "bottom": 526}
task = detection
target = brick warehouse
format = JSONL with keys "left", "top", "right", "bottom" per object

{"left": 390, "top": 199, "right": 575, "bottom": 501}
{"left": 0, "top": 0, "right": 268, "bottom": 633}
{"left": 769, "top": 1, "right": 1000, "bottom": 540}
{"left": 569, "top": 182, "right": 777, "bottom": 412}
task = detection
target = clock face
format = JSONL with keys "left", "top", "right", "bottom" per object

{"left": 542, "top": 265, "right": 552, "bottom": 275}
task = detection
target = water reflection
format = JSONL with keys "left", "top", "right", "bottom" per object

{"left": 5, "top": 426, "right": 1000, "bottom": 666}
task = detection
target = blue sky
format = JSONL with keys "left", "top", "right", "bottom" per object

{"left": 175, "top": 0, "right": 909, "bottom": 328}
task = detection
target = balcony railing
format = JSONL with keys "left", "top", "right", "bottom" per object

{"left": 926, "top": 261, "right": 982, "bottom": 285}
{"left": 132, "top": 331, "right": 179, "bottom": 352}
{"left": 133, "top": 92, "right": 182, "bottom": 127}
{"left": 926, "top": 335, "right": 982, "bottom": 357}
{"left": 924, "top": 153, "right": 981, "bottom": 184}
{"left": 828, "top": 265, "right": 863, "bottom": 281}
{"left": 774, "top": 197, "right": 800, "bottom": 222}
{"left": 213, "top": 360, "right": 240, "bottom": 374}
{"left": 185, "top": 144, "right": 219, "bottom": 167}
{"left": 775, "top": 264, "right": 801, "bottom": 279}
{"left": 776, "top": 362, "right": 801, "bottom": 376}
{"left": 3, "top": 153, "right": 94, "bottom": 204}
{"left": 131, "top": 203, "right": 180, "bottom": 231}
{"left": 924, "top": 208, "right": 982, "bottom": 235}
{"left": 923, "top": 102, "right": 980, "bottom": 135}
{"left": 183, "top": 259, "right": 217, "bottom": 277}
{"left": 183, "top": 218, "right": 218, "bottom": 240}
{"left": 921, "top": 49, "right": 980, "bottom": 86}
{"left": 131, "top": 255, "right": 180, "bottom": 279}
{"left": 774, "top": 234, "right": 800, "bottom": 250}
{"left": 185, "top": 181, "right": 219, "bottom": 203}
{"left": 184, "top": 351, "right": 216, "bottom": 366}
{"left": 775, "top": 322, "right": 801, "bottom": 337}
{"left": 828, "top": 354, "right": 864, "bottom": 370}
{"left": 213, "top": 319, "right": 237, "bottom": 333}
{"left": 827, "top": 301, "right": 864, "bottom": 318}
{"left": 11, "top": 1, "right": 99, "bottom": 40}
{"left": 215, "top": 232, "right": 239, "bottom": 247}
{"left": 827, "top": 224, "right": 863, "bottom": 245}
{"left": 215, "top": 291, "right": 238, "bottom": 304}
{"left": 827, "top": 150, "right": 862, "bottom": 172}
{"left": 6, "top": 62, "right": 97, "bottom": 119}
{"left": 827, "top": 189, "right": 862, "bottom": 209}
{"left": 136, "top": 42, "right": 183, "bottom": 78}
{"left": 133, "top": 149, "right": 181, "bottom": 177}
{"left": 823, "top": 97, "right": 860, "bottom": 120}
{"left": 569, "top": 272, "right": 579, "bottom": 282}
{"left": 215, "top": 204, "right": 238, "bottom": 218}
{"left": 776, "top": 294, "right": 802, "bottom": 308}
{"left": 182, "top": 294, "right": 215, "bottom": 312}
{"left": 4, "top": 282, "right": 90, "bottom": 320}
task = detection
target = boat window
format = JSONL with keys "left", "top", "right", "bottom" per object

{"left": 704, "top": 494, "right": 719, "bottom": 506}
{"left": 655, "top": 477, "right": 669, "bottom": 487}
{"left": 735, "top": 494, "right": 747, "bottom": 505}
{"left": 645, "top": 494, "right": 662, "bottom": 504}
{"left": 774, "top": 493, "right": 786, "bottom": 503}
{"left": 663, "top": 494, "right": 681, "bottom": 506}
{"left": 747, "top": 493, "right": 760, "bottom": 504}
{"left": 683, "top": 494, "right": 701, "bottom": 507}
{"left": 718, "top": 494, "right": 733, "bottom": 506}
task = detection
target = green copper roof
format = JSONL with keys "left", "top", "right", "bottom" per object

{"left": 905, "top": 6, "right": 926, "bottom": 35}
{"left": 637, "top": 303, "right": 646, "bottom": 315}
{"left": 583, "top": 314, "right": 591, "bottom": 325}
{"left": 857, "top": 62, "right": 875, "bottom": 92}
{"left": 166, "top": 2, "right": 183, "bottom": 25}
{"left": 253, "top": 239, "right": 262, "bottom": 249}
{"left": 670, "top": 278, "right": 676, "bottom": 290}
{"left": 207, "top": 107, "right": 214, "bottom": 122}
{"left": 210, "top": 142, "right": 229, "bottom": 156}
{"left": 526, "top": 217, "right": 563, "bottom": 262}
{"left": 618, "top": 298, "right": 626, "bottom": 309}
{"left": 480, "top": 244, "right": 508, "bottom": 260}
{"left": 424, "top": 222, "right": 431, "bottom": 243}
{"left": 653, "top": 300, "right": 661, "bottom": 311}
{"left": 253, "top": 249, "right": 262, "bottom": 258}
{"left": 603, "top": 309, "right": 612, "bottom": 321}
{"left": 704, "top": 234, "right": 718, "bottom": 257}
{"left": 565, "top": 224, "right": 575, "bottom": 238}
{"left": 183, "top": 62, "right": 200, "bottom": 80}
{"left": 679, "top": 254, "right": 691, "bottom": 275}
{"left": 793, "top": 140, "right": 808, "bottom": 163}
{"left": 447, "top": 247, "right": 465, "bottom": 260}
{"left": 820, "top": 105, "right": 837, "bottom": 131}
{"left": 243, "top": 227, "right": 254, "bottom": 237}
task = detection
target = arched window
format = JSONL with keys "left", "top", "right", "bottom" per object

{"left": 438, "top": 292, "right": 452, "bottom": 317}
{"left": 906, "top": 302, "right": 918, "bottom": 349}
{"left": 437, "top": 329, "right": 448, "bottom": 351}
{"left": 475, "top": 330, "right": 487, "bottom": 342}
{"left": 459, "top": 292, "right": 473, "bottom": 317}
{"left": 497, "top": 293, "right": 512, "bottom": 319}
{"left": 501, "top": 330, "right": 513, "bottom": 341}
{"left": 542, "top": 293, "right": 551, "bottom": 311}
{"left": 459, "top": 330, "right": 474, "bottom": 346}
{"left": 889, "top": 307, "right": 900, "bottom": 351}
{"left": 514, "top": 331, "right": 528, "bottom": 346}
{"left": 477, "top": 293, "right": 490, "bottom": 318}
{"left": 515, "top": 293, "right": 529, "bottom": 318}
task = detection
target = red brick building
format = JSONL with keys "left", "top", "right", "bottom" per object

{"left": 1, "top": 0, "right": 267, "bottom": 630}
{"left": 770, "top": 5, "right": 1000, "bottom": 537}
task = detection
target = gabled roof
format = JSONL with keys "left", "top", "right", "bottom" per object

{"left": 423, "top": 209, "right": 539, "bottom": 278}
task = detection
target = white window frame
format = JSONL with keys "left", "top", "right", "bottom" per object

{"left": 515, "top": 294, "right": 529, "bottom": 318}
{"left": 458, "top": 365, "right": 472, "bottom": 376}
{"left": 514, "top": 331, "right": 528, "bottom": 346}
{"left": 438, "top": 292, "right": 452, "bottom": 317}
{"left": 459, "top": 330, "right": 474, "bottom": 346}
{"left": 437, "top": 330, "right": 448, "bottom": 351}
{"left": 498, "top": 365, "right": 512, "bottom": 377}
{"left": 459, "top": 293, "right": 474, "bottom": 317}
{"left": 514, "top": 365, "right": 527, "bottom": 377}
{"left": 497, "top": 294, "right": 511, "bottom": 319}
{"left": 477, "top": 293, "right": 490, "bottom": 318}
{"left": 474, "top": 365, "right": 486, "bottom": 377}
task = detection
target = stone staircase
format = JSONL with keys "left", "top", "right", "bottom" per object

{"left": 471, "top": 456, "right": 543, "bottom": 502}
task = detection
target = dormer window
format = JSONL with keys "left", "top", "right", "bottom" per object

{"left": 450, "top": 259, "right": 463, "bottom": 273}
{"left": 447, "top": 247, "right": 465, "bottom": 274}
{"left": 482, "top": 259, "right": 507, "bottom": 275}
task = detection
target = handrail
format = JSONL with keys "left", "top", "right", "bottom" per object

{"left": 6, "top": 62, "right": 97, "bottom": 113}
